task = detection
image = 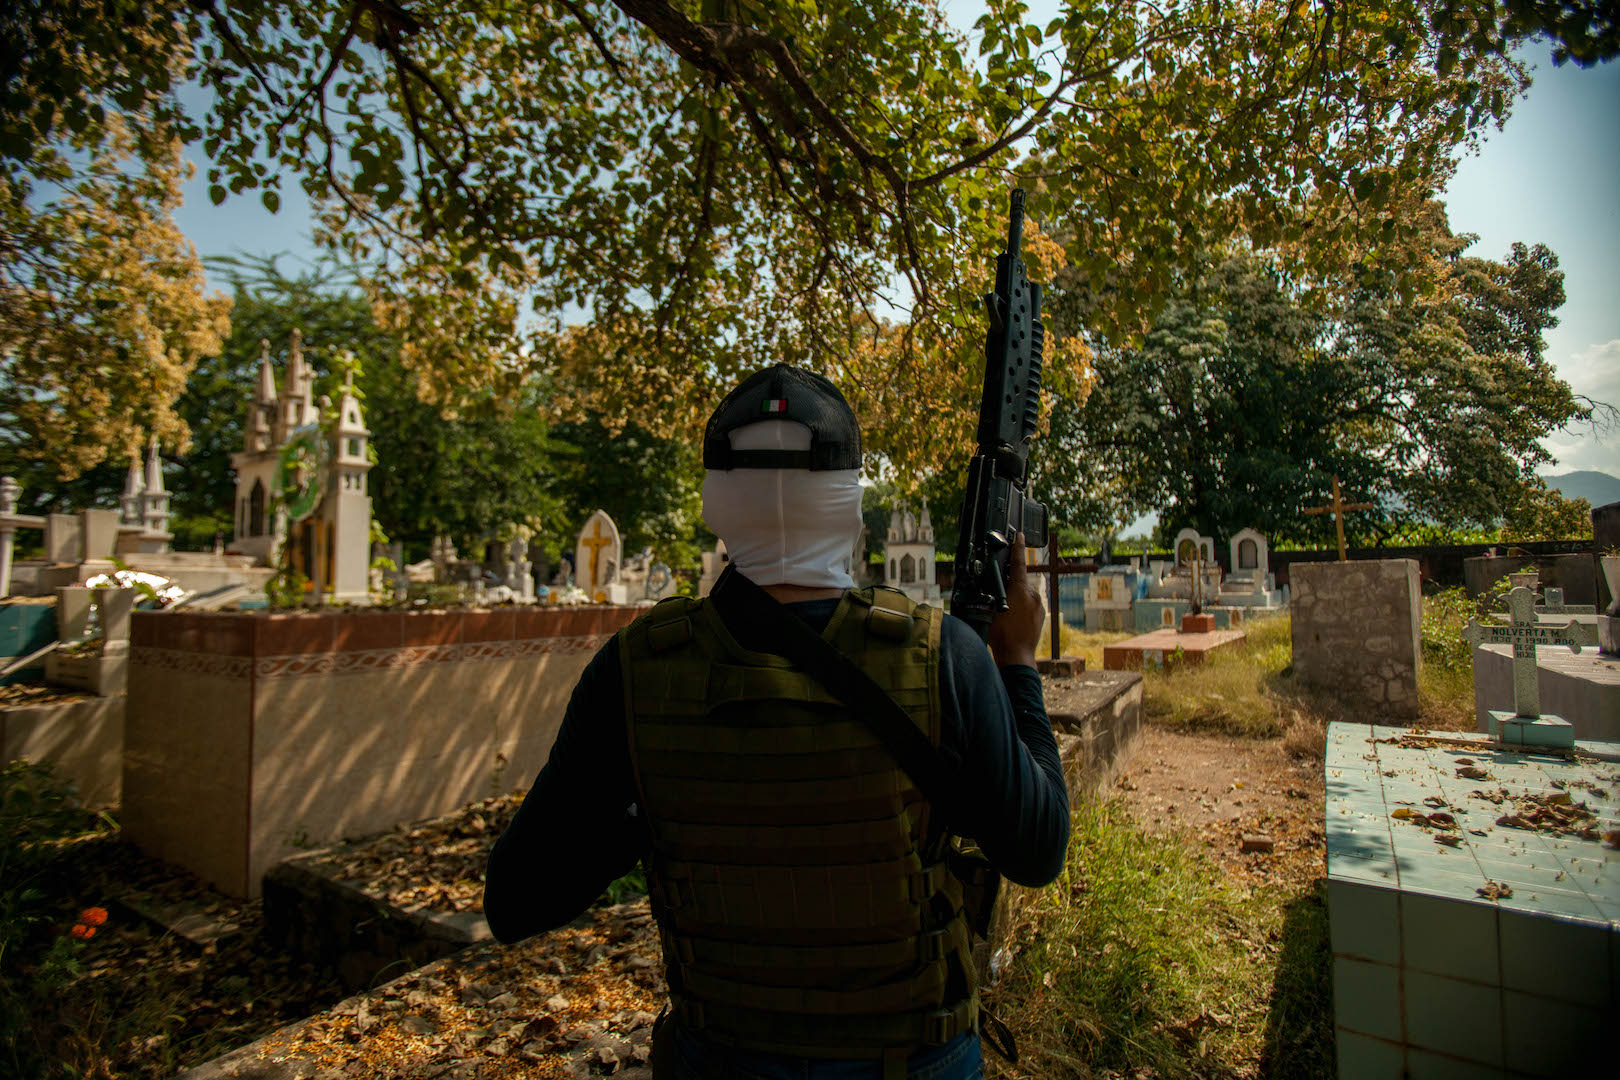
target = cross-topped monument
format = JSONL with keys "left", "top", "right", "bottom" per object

{"left": 1303, "top": 476, "right": 1375, "bottom": 562}
{"left": 1462, "top": 580, "right": 1597, "bottom": 748}
{"left": 579, "top": 519, "right": 613, "bottom": 590}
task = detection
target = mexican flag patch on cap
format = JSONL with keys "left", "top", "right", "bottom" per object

{"left": 761, "top": 398, "right": 788, "bottom": 414}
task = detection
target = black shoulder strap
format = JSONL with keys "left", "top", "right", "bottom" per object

{"left": 708, "top": 564, "right": 961, "bottom": 827}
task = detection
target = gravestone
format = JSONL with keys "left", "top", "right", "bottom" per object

{"left": 80, "top": 509, "right": 121, "bottom": 563}
{"left": 1462, "top": 575, "right": 1595, "bottom": 748}
{"left": 1213, "top": 527, "right": 1284, "bottom": 620}
{"left": 1291, "top": 559, "right": 1421, "bottom": 718}
{"left": 1471, "top": 571, "right": 1617, "bottom": 741}
{"left": 504, "top": 537, "right": 533, "bottom": 602}
{"left": 698, "top": 540, "right": 728, "bottom": 597}
{"left": 1084, "top": 566, "right": 1137, "bottom": 632}
{"left": 1464, "top": 551, "right": 1599, "bottom": 607}
{"left": 429, "top": 535, "right": 458, "bottom": 582}
{"left": 574, "top": 509, "right": 626, "bottom": 604}
{"left": 1171, "top": 527, "right": 1214, "bottom": 569}
{"left": 1324, "top": 722, "right": 1617, "bottom": 1077}
{"left": 1535, "top": 587, "right": 1595, "bottom": 617}
{"left": 44, "top": 514, "right": 82, "bottom": 564}
{"left": 1228, "top": 527, "right": 1268, "bottom": 580}
{"left": 1600, "top": 553, "right": 1620, "bottom": 656}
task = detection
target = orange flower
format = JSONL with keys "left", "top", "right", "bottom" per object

{"left": 79, "top": 907, "right": 108, "bottom": 926}
{"left": 70, "top": 924, "right": 96, "bottom": 940}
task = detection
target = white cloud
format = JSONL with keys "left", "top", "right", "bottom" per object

{"left": 1543, "top": 340, "right": 1620, "bottom": 475}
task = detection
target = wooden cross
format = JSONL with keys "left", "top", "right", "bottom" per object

{"left": 1303, "top": 476, "right": 1375, "bottom": 562}
{"left": 579, "top": 519, "right": 613, "bottom": 589}
{"left": 1462, "top": 585, "right": 1594, "bottom": 717}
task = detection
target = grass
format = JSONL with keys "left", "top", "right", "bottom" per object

{"left": 1054, "top": 601, "right": 1477, "bottom": 742}
{"left": 1139, "top": 614, "right": 1298, "bottom": 738}
{"left": 980, "top": 595, "right": 1482, "bottom": 1077}
{"left": 1053, "top": 622, "right": 1134, "bottom": 672}
{"left": 984, "top": 798, "right": 1334, "bottom": 1079}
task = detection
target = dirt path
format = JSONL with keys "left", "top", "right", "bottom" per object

{"left": 1111, "top": 725, "right": 1327, "bottom": 887}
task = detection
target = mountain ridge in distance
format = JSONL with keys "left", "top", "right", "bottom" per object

{"left": 1543, "top": 470, "right": 1620, "bottom": 509}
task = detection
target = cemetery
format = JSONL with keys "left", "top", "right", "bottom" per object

{"left": 5, "top": 6, "right": 1620, "bottom": 1080}
{"left": 1, "top": 317, "right": 1616, "bottom": 1080}
{"left": 7, "top": 450, "right": 1616, "bottom": 1077}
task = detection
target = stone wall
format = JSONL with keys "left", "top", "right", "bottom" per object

{"left": 1462, "top": 552, "right": 1598, "bottom": 606}
{"left": 262, "top": 855, "right": 490, "bottom": 993}
{"left": 123, "top": 605, "right": 642, "bottom": 897}
{"left": 0, "top": 696, "right": 124, "bottom": 807}
{"left": 1291, "top": 560, "right": 1421, "bottom": 719}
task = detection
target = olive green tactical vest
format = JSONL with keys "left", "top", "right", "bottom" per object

{"left": 620, "top": 587, "right": 978, "bottom": 1060}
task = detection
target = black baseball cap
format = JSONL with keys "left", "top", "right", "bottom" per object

{"left": 703, "top": 364, "right": 861, "bottom": 471}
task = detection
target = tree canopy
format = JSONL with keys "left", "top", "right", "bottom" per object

{"left": 9, "top": 0, "right": 1616, "bottom": 480}
{"left": 0, "top": 114, "right": 231, "bottom": 480}
{"left": 1037, "top": 201, "right": 1594, "bottom": 544}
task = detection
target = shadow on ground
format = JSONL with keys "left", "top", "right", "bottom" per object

{"left": 1259, "top": 879, "right": 1336, "bottom": 1078}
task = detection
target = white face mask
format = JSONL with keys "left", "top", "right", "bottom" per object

{"left": 701, "top": 420, "right": 864, "bottom": 589}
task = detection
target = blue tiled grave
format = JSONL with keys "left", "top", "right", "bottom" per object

{"left": 1326, "top": 722, "right": 1618, "bottom": 1078}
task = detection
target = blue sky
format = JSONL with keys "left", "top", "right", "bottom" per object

{"left": 172, "top": 30, "right": 1619, "bottom": 479}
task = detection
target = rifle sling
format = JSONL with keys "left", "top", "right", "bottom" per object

{"left": 707, "top": 565, "right": 961, "bottom": 830}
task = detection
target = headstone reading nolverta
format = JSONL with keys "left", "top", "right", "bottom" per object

{"left": 1461, "top": 578, "right": 1596, "bottom": 748}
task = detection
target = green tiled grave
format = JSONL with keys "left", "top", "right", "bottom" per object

{"left": 1326, "top": 722, "right": 1617, "bottom": 1078}
{"left": 0, "top": 600, "right": 56, "bottom": 683}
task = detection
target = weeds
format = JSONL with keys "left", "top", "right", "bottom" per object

{"left": 985, "top": 798, "right": 1333, "bottom": 1078}
{"left": 1054, "top": 622, "right": 1133, "bottom": 672}
{"left": 1417, "top": 587, "right": 1479, "bottom": 730}
{"left": 1121, "top": 604, "right": 1476, "bottom": 738}
{"left": 1141, "top": 615, "right": 1295, "bottom": 738}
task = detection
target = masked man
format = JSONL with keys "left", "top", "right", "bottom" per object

{"left": 486, "top": 364, "right": 1068, "bottom": 1079}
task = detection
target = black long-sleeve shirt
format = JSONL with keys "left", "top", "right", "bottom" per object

{"left": 485, "top": 599, "right": 1068, "bottom": 943}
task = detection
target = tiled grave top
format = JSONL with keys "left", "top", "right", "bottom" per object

{"left": 1326, "top": 722, "right": 1620, "bottom": 927}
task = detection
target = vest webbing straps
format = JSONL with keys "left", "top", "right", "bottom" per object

{"left": 705, "top": 566, "right": 1022, "bottom": 1070}
{"left": 708, "top": 565, "right": 963, "bottom": 828}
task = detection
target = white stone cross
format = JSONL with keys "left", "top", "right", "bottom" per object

{"left": 1463, "top": 585, "right": 1595, "bottom": 718}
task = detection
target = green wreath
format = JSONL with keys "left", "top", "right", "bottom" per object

{"left": 273, "top": 424, "right": 329, "bottom": 523}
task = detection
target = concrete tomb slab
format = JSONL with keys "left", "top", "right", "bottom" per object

{"left": 1103, "top": 626, "right": 1246, "bottom": 672}
{"left": 1325, "top": 723, "right": 1618, "bottom": 1077}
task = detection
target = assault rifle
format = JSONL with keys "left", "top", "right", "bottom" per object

{"left": 950, "top": 188, "right": 1049, "bottom": 641}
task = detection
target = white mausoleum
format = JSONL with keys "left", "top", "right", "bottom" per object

{"left": 229, "top": 331, "right": 373, "bottom": 603}
{"left": 884, "top": 501, "right": 941, "bottom": 606}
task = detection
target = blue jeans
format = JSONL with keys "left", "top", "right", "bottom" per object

{"left": 668, "top": 1026, "right": 983, "bottom": 1080}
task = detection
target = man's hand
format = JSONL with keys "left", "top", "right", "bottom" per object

{"left": 987, "top": 532, "right": 1045, "bottom": 669}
